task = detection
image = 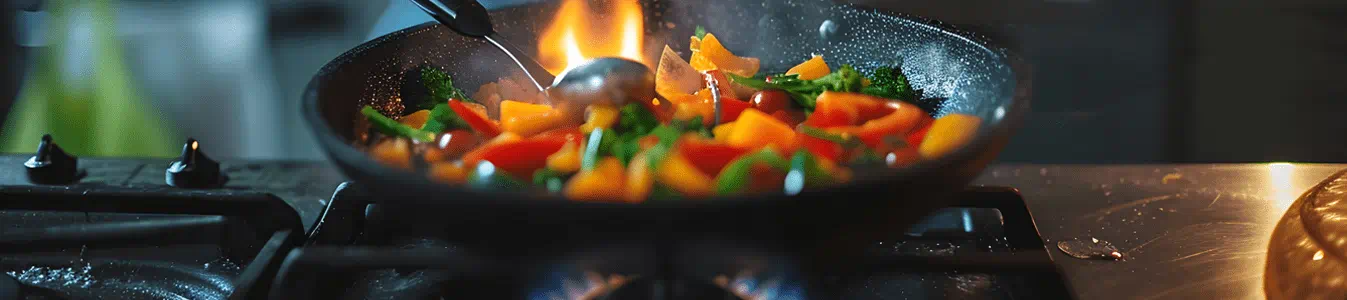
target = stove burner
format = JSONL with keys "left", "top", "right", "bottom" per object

{"left": 5, "top": 260, "right": 239, "bottom": 300}
{"left": 268, "top": 185, "right": 1075, "bottom": 300}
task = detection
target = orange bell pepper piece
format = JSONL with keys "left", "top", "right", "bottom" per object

{"left": 624, "top": 152, "right": 653, "bottom": 202}
{"left": 688, "top": 33, "right": 760, "bottom": 77}
{"left": 399, "top": 109, "right": 432, "bottom": 128}
{"left": 677, "top": 137, "right": 750, "bottom": 176}
{"left": 918, "top": 114, "right": 983, "bottom": 159}
{"left": 655, "top": 152, "right": 715, "bottom": 198}
{"left": 564, "top": 157, "right": 627, "bottom": 202}
{"left": 786, "top": 55, "right": 831, "bottom": 80}
{"left": 725, "top": 108, "right": 797, "bottom": 151}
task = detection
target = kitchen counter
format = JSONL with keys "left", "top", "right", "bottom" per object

{"left": 974, "top": 164, "right": 1345, "bottom": 300}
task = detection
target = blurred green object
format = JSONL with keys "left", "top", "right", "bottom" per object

{"left": 0, "top": 0, "right": 178, "bottom": 157}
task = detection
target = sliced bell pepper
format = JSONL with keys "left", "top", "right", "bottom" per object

{"left": 886, "top": 147, "right": 921, "bottom": 168}
{"left": 535, "top": 127, "right": 584, "bottom": 143}
{"left": 905, "top": 119, "right": 934, "bottom": 149}
{"left": 545, "top": 140, "right": 584, "bottom": 173}
{"left": 448, "top": 99, "right": 502, "bottom": 138}
{"left": 677, "top": 137, "right": 749, "bottom": 176}
{"left": 715, "top": 148, "right": 791, "bottom": 195}
{"left": 712, "top": 122, "right": 735, "bottom": 142}
{"left": 796, "top": 132, "right": 844, "bottom": 163}
{"left": 655, "top": 152, "right": 715, "bottom": 198}
{"left": 423, "top": 129, "right": 479, "bottom": 162}
{"left": 427, "top": 161, "right": 467, "bottom": 184}
{"left": 724, "top": 108, "right": 797, "bottom": 151}
{"left": 563, "top": 157, "right": 627, "bottom": 202}
{"left": 503, "top": 110, "right": 568, "bottom": 137}
{"left": 399, "top": 109, "right": 432, "bottom": 129}
{"left": 688, "top": 33, "right": 760, "bottom": 77}
{"left": 918, "top": 113, "right": 982, "bottom": 159}
{"left": 804, "top": 91, "right": 900, "bottom": 128}
{"left": 703, "top": 70, "right": 738, "bottom": 100}
{"left": 370, "top": 138, "right": 413, "bottom": 170}
{"left": 786, "top": 55, "right": 831, "bottom": 80}
{"left": 624, "top": 152, "right": 654, "bottom": 202}
{"left": 500, "top": 100, "right": 552, "bottom": 121}
{"left": 461, "top": 135, "right": 568, "bottom": 179}
{"left": 853, "top": 102, "right": 928, "bottom": 151}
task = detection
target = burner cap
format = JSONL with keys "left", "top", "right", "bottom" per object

{"left": 24, "top": 134, "right": 80, "bottom": 184}
{"left": 166, "top": 138, "right": 225, "bottom": 188}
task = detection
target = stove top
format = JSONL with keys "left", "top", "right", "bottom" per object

{"left": 0, "top": 138, "right": 1075, "bottom": 299}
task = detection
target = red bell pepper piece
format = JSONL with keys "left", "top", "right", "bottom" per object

{"left": 677, "top": 138, "right": 750, "bottom": 176}
{"left": 717, "top": 98, "right": 752, "bottom": 123}
{"left": 460, "top": 136, "right": 568, "bottom": 179}
{"left": 448, "top": 99, "right": 502, "bottom": 138}
{"left": 905, "top": 118, "right": 934, "bottom": 148}
{"left": 797, "top": 132, "right": 843, "bottom": 162}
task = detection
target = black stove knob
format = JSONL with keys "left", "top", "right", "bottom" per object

{"left": 24, "top": 134, "right": 79, "bottom": 184}
{"left": 166, "top": 138, "right": 224, "bottom": 188}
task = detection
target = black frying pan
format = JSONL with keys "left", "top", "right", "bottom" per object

{"left": 302, "top": 0, "right": 1030, "bottom": 269}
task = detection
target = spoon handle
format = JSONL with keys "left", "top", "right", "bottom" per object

{"left": 409, "top": 0, "right": 494, "bottom": 37}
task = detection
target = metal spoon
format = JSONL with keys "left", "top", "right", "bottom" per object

{"left": 546, "top": 57, "right": 658, "bottom": 121}
{"left": 410, "top": 0, "right": 554, "bottom": 93}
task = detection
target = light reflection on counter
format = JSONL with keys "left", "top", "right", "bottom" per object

{"left": 1269, "top": 163, "right": 1298, "bottom": 213}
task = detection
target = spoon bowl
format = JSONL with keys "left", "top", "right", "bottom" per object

{"left": 547, "top": 57, "right": 656, "bottom": 121}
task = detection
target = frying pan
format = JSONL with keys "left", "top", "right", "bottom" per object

{"left": 302, "top": 0, "right": 1031, "bottom": 269}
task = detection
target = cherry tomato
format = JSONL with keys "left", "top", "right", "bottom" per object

{"left": 750, "top": 90, "right": 791, "bottom": 114}
{"left": 424, "top": 129, "right": 479, "bottom": 162}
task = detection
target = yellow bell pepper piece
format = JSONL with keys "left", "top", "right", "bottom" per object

{"left": 501, "top": 100, "right": 551, "bottom": 120}
{"left": 786, "top": 55, "right": 831, "bottom": 80}
{"left": 624, "top": 152, "right": 653, "bottom": 202}
{"left": 564, "top": 157, "right": 627, "bottom": 201}
{"left": 370, "top": 138, "right": 412, "bottom": 170}
{"left": 655, "top": 152, "right": 714, "bottom": 198}
{"left": 580, "top": 104, "right": 620, "bottom": 133}
{"left": 725, "top": 108, "right": 796, "bottom": 150}
{"left": 546, "top": 140, "right": 584, "bottom": 173}
{"left": 918, "top": 114, "right": 983, "bottom": 159}
{"left": 688, "top": 33, "right": 760, "bottom": 77}
{"left": 399, "top": 109, "right": 432, "bottom": 128}
{"left": 712, "top": 122, "right": 735, "bottom": 142}
{"left": 427, "top": 161, "right": 467, "bottom": 184}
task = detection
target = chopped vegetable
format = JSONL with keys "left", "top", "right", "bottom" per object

{"left": 715, "top": 148, "right": 791, "bottom": 195}
{"left": 918, "top": 114, "right": 982, "bottom": 159}
{"left": 532, "top": 168, "right": 572, "bottom": 194}
{"left": 545, "top": 140, "right": 584, "bottom": 173}
{"left": 580, "top": 104, "right": 621, "bottom": 133}
{"left": 500, "top": 100, "right": 552, "bottom": 121}
{"left": 460, "top": 135, "right": 568, "bottom": 179}
{"left": 467, "top": 161, "right": 526, "bottom": 191}
{"left": 624, "top": 152, "right": 655, "bottom": 202}
{"left": 656, "top": 46, "right": 704, "bottom": 101}
{"left": 400, "top": 109, "right": 432, "bottom": 128}
{"left": 448, "top": 100, "right": 502, "bottom": 138}
{"left": 563, "top": 157, "right": 627, "bottom": 201}
{"left": 724, "top": 108, "right": 797, "bottom": 151}
{"left": 689, "top": 33, "right": 761, "bottom": 77}
{"left": 784, "top": 149, "right": 838, "bottom": 195}
{"left": 361, "top": 106, "right": 436, "bottom": 142}
{"left": 859, "top": 65, "right": 922, "bottom": 102}
{"left": 428, "top": 161, "right": 468, "bottom": 184}
{"left": 678, "top": 137, "right": 749, "bottom": 175}
{"left": 370, "top": 138, "right": 414, "bottom": 170}
{"left": 655, "top": 152, "right": 715, "bottom": 197}
{"left": 420, "top": 103, "right": 471, "bottom": 133}
{"left": 785, "top": 55, "right": 831, "bottom": 80}
{"left": 617, "top": 103, "right": 660, "bottom": 135}
{"left": 422, "top": 66, "right": 474, "bottom": 105}
{"left": 727, "top": 65, "right": 865, "bottom": 111}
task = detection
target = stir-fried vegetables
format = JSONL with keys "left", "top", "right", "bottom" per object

{"left": 361, "top": 28, "right": 981, "bottom": 202}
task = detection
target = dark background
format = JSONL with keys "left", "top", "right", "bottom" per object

{"left": 4, "top": 0, "right": 1345, "bottom": 163}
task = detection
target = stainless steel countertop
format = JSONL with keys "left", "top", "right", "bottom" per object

{"left": 974, "top": 164, "right": 1346, "bottom": 300}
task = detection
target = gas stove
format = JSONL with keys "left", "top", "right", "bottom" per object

{"left": 0, "top": 137, "right": 1073, "bottom": 299}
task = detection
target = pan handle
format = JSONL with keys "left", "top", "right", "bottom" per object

{"left": 408, "top": 0, "right": 494, "bottom": 37}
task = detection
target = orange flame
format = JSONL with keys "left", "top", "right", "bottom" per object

{"left": 537, "top": 0, "right": 646, "bottom": 75}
